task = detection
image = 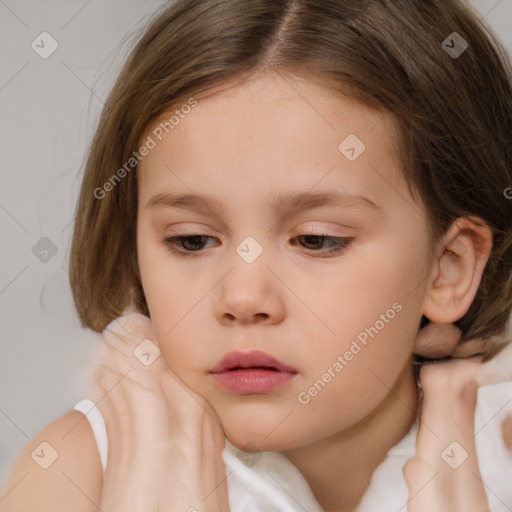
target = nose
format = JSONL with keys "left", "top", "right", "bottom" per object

{"left": 212, "top": 245, "right": 285, "bottom": 326}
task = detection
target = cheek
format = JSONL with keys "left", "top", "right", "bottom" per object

{"left": 293, "top": 249, "right": 425, "bottom": 417}
{"left": 298, "top": 241, "right": 426, "bottom": 357}
{"left": 137, "top": 225, "right": 185, "bottom": 318}
{"left": 290, "top": 308, "right": 418, "bottom": 446}
{"left": 151, "top": 323, "right": 206, "bottom": 391}
{"left": 136, "top": 229, "right": 195, "bottom": 368}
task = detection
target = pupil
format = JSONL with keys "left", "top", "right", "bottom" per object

{"left": 184, "top": 235, "right": 204, "bottom": 250}
{"left": 303, "top": 235, "right": 322, "bottom": 249}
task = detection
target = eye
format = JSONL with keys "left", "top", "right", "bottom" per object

{"left": 292, "top": 234, "right": 353, "bottom": 257}
{"left": 162, "top": 235, "right": 216, "bottom": 255}
{"left": 162, "top": 232, "right": 354, "bottom": 258}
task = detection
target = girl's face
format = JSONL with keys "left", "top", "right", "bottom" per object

{"left": 136, "top": 72, "right": 432, "bottom": 451}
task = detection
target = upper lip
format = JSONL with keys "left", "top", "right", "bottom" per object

{"left": 210, "top": 350, "right": 298, "bottom": 373}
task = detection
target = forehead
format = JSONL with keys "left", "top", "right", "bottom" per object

{"left": 137, "top": 72, "right": 408, "bottom": 213}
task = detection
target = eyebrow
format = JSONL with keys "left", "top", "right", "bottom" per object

{"left": 146, "top": 190, "right": 380, "bottom": 215}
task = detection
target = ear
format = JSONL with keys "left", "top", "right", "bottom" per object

{"left": 415, "top": 217, "right": 493, "bottom": 357}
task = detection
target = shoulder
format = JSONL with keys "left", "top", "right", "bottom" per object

{"left": 0, "top": 409, "right": 103, "bottom": 512}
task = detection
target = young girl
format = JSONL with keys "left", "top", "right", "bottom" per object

{"left": 1, "top": 0, "right": 512, "bottom": 511}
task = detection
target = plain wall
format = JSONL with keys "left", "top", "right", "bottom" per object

{"left": 1, "top": 0, "right": 511, "bottom": 490}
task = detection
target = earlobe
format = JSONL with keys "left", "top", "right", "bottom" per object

{"left": 422, "top": 216, "right": 493, "bottom": 325}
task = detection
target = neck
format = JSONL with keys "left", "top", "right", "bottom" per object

{"left": 282, "top": 363, "right": 419, "bottom": 512}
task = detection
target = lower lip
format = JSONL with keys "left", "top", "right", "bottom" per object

{"left": 211, "top": 369, "right": 297, "bottom": 394}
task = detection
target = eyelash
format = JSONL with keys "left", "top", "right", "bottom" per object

{"left": 161, "top": 233, "right": 354, "bottom": 258}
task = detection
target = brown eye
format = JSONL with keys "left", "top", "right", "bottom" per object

{"left": 292, "top": 234, "right": 354, "bottom": 257}
{"left": 179, "top": 235, "right": 209, "bottom": 251}
{"left": 162, "top": 234, "right": 216, "bottom": 255}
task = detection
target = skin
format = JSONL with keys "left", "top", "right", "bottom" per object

{"left": 405, "top": 354, "right": 491, "bottom": 512}
{"left": 135, "top": 71, "right": 491, "bottom": 511}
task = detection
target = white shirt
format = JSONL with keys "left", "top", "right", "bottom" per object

{"left": 73, "top": 382, "right": 512, "bottom": 511}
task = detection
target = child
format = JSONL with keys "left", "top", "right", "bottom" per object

{"left": 1, "top": 0, "right": 511, "bottom": 510}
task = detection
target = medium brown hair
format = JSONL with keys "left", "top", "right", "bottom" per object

{"left": 69, "top": 0, "right": 512, "bottom": 359}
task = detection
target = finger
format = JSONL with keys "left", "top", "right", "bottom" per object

{"left": 418, "top": 357, "right": 482, "bottom": 402}
{"left": 107, "top": 311, "right": 155, "bottom": 341}
{"left": 412, "top": 380, "right": 491, "bottom": 512}
{"left": 101, "top": 313, "right": 157, "bottom": 360}
{"left": 451, "top": 339, "right": 487, "bottom": 359}
{"left": 93, "top": 365, "right": 132, "bottom": 481}
{"left": 475, "top": 341, "right": 512, "bottom": 386}
{"left": 94, "top": 362, "right": 172, "bottom": 507}
{"left": 414, "top": 322, "right": 461, "bottom": 358}
{"left": 201, "top": 412, "right": 217, "bottom": 510}
{"left": 414, "top": 370, "right": 477, "bottom": 473}
{"left": 123, "top": 375, "right": 171, "bottom": 446}
{"left": 92, "top": 325, "right": 165, "bottom": 391}
{"left": 92, "top": 345, "right": 170, "bottom": 451}
{"left": 201, "top": 413, "right": 229, "bottom": 512}
{"left": 403, "top": 456, "right": 442, "bottom": 510}
{"left": 198, "top": 396, "right": 228, "bottom": 511}
{"left": 159, "top": 367, "right": 207, "bottom": 426}
{"left": 212, "top": 423, "right": 229, "bottom": 511}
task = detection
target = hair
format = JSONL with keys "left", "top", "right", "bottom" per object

{"left": 69, "top": 0, "right": 512, "bottom": 360}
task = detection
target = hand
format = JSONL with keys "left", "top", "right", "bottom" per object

{"left": 85, "top": 308, "right": 230, "bottom": 512}
{"left": 403, "top": 328, "right": 512, "bottom": 512}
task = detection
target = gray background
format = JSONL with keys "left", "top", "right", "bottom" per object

{"left": 0, "top": 0, "right": 511, "bottom": 488}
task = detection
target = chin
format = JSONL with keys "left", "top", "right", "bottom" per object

{"left": 219, "top": 411, "right": 311, "bottom": 453}
{"left": 224, "top": 429, "right": 295, "bottom": 453}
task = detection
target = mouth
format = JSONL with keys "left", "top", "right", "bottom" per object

{"left": 210, "top": 349, "right": 298, "bottom": 374}
{"left": 210, "top": 350, "right": 298, "bottom": 394}
{"left": 230, "top": 365, "right": 279, "bottom": 371}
